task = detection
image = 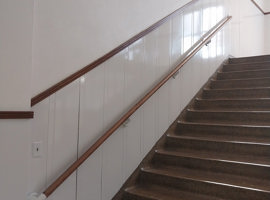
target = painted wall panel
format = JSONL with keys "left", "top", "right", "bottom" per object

{"left": 123, "top": 111, "right": 142, "bottom": 181}
{"left": 156, "top": 22, "right": 172, "bottom": 138}
{"left": 46, "top": 81, "right": 80, "bottom": 200}
{"left": 125, "top": 39, "right": 145, "bottom": 109}
{"left": 101, "top": 129, "right": 124, "bottom": 200}
{"left": 103, "top": 51, "right": 126, "bottom": 130}
{"left": 77, "top": 65, "right": 105, "bottom": 200}
{"left": 27, "top": 2, "right": 236, "bottom": 200}
{"left": 0, "top": 120, "right": 31, "bottom": 200}
{"left": 29, "top": 99, "right": 50, "bottom": 193}
{"left": 77, "top": 149, "right": 102, "bottom": 200}
{"left": 169, "top": 13, "right": 184, "bottom": 123}
{"left": 141, "top": 97, "right": 157, "bottom": 157}
{"left": 31, "top": 0, "right": 192, "bottom": 96}
{"left": 78, "top": 65, "right": 105, "bottom": 154}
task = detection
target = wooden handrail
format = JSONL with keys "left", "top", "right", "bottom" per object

{"left": 0, "top": 111, "right": 34, "bottom": 119}
{"left": 31, "top": 0, "right": 199, "bottom": 107}
{"left": 251, "top": 0, "right": 270, "bottom": 15}
{"left": 32, "top": 16, "right": 232, "bottom": 200}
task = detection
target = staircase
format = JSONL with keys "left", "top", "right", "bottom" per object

{"left": 114, "top": 55, "right": 270, "bottom": 200}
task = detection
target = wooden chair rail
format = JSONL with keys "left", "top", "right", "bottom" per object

{"left": 0, "top": 111, "right": 34, "bottom": 119}
{"left": 37, "top": 16, "right": 232, "bottom": 199}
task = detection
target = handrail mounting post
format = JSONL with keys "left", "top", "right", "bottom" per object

{"left": 122, "top": 118, "right": 131, "bottom": 127}
{"left": 172, "top": 70, "right": 180, "bottom": 79}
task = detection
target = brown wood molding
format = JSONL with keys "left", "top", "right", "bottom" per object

{"left": 40, "top": 16, "right": 232, "bottom": 199}
{"left": 31, "top": 0, "right": 198, "bottom": 107}
{"left": 251, "top": 0, "right": 270, "bottom": 15}
{"left": 0, "top": 111, "right": 34, "bottom": 119}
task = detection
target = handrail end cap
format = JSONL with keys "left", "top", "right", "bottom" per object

{"left": 27, "top": 193, "right": 47, "bottom": 200}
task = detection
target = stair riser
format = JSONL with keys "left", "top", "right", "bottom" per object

{"left": 140, "top": 171, "right": 270, "bottom": 200}
{"left": 210, "top": 79, "right": 270, "bottom": 89}
{"left": 123, "top": 192, "right": 155, "bottom": 200}
{"left": 229, "top": 56, "right": 270, "bottom": 64}
{"left": 202, "top": 89, "right": 270, "bottom": 99}
{"left": 153, "top": 153, "right": 270, "bottom": 180}
{"left": 223, "top": 63, "right": 270, "bottom": 72}
{"left": 165, "top": 137, "right": 270, "bottom": 157}
{"left": 186, "top": 111, "right": 270, "bottom": 125}
{"left": 194, "top": 99, "right": 270, "bottom": 111}
{"left": 178, "top": 123, "right": 270, "bottom": 138}
{"left": 217, "top": 70, "right": 270, "bottom": 80}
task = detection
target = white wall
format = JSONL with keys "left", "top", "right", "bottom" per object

{"left": 0, "top": 0, "right": 33, "bottom": 110}
{"left": 31, "top": 0, "right": 191, "bottom": 97}
{"left": 265, "top": 0, "right": 270, "bottom": 10}
{"left": 1, "top": 1, "right": 270, "bottom": 200}
{"left": 0, "top": 1, "right": 33, "bottom": 200}
{"left": 265, "top": 15, "right": 270, "bottom": 53}
{"left": 264, "top": 0, "right": 270, "bottom": 54}
{"left": 228, "top": 0, "right": 266, "bottom": 57}
{"left": 0, "top": 120, "right": 31, "bottom": 200}
{"left": 28, "top": 1, "right": 230, "bottom": 200}
{"left": 0, "top": 0, "right": 268, "bottom": 108}
{"left": 31, "top": 0, "right": 270, "bottom": 98}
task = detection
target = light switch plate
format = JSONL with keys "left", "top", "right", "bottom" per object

{"left": 32, "top": 142, "right": 43, "bottom": 158}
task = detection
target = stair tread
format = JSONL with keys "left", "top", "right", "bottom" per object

{"left": 178, "top": 120, "right": 270, "bottom": 128}
{"left": 218, "top": 68, "right": 270, "bottom": 74}
{"left": 229, "top": 55, "right": 270, "bottom": 64}
{"left": 196, "top": 97, "right": 270, "bottom": 101}
{"left": 142, "top": 165, "right": 270, "bottom": 192}
{"left": 225, "top": 61, "right": 270, "bottom": 66}
{"left": 185, "top": 109, "right": 270, "bottom": 125}
{"left": 155, "top": 149, "right": 270, "bottom": 167}
{"left": 212, "top": 77, "right": 270, "bottom": 82}
{"left": 167, "top": 133, "right": 270, "bottom": 145}
{"left": 173, "top": 133, "right": 270, "bottom": 143}
{"left": 160, "top": 147, "right": 270, "bottom": 166}
{"left": 222, "top": 62, "right": 270, "bottom": 72}
{"left": 202, "top": 87, "right": 270, "bottom": 99}
{"left": 195, "top": 98, "right": 270, "bottom": 109}
{"left": 188, "top": 109, "right": 270, "bottom": 113}
{"left": 204, "top": 86, "right": 270, "bottom": 91}
{"left": 125, "top": 185, "right": 225, "bottom": 200}
{"left": 210, "top": 77, "right": 270, "bottom": 90}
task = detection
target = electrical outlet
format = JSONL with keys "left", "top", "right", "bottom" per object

{"left": 32, "top": 142, "right": 43, "bottom": 158}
